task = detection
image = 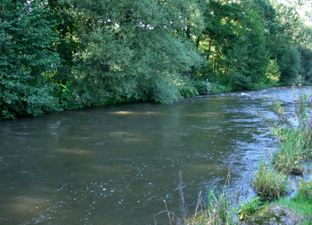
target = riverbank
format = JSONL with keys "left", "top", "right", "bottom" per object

{"left": 232, "top": 84, "right": 312, "bottom": 224}
{"left": 248, "top": 83, "right": 312, "bottom": 224}
{"left": 1, "top": 75, "right": 280, "bottom": 120}
{"left": 1, "top": 75, "right": 231, "bottom": 120}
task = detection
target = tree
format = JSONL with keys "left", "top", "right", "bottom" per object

{"left": 270, "top": 2, "right": 303, "bottom": 83}
{"left": 197, "top": 0, "right": 270, "bottom": 90}
{"left": 298, "top": 45, "right": 312, "bottom": 82}
{"left": 0, "top": 0, "right": 61, "bottom": 119}
{"left": 51, "top": 0, "right": 204, "bottom": 108}
{"left": 279, "top": 46, "right": 301, "bottom": 84}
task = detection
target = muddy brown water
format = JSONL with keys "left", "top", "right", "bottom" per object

{"left": 0, "top": 87, "right": 298, "bottom": 224}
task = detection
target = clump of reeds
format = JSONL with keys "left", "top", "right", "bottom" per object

{"left": 196, "top": 169, "right": 234, "bottom": 225}
{"left": 268, "top": 83, "right": 312, "bottom": 174}
{"left": 252, "top": 81, "right": 312, "bottom": 203}
{"left": 154, "top": 169, "right": 237, "bottom": 225}
{"left": 272, "top": 127, "right": 308, "bottom": 174}
{"left": 238, "top": 197, "right": 261, "bottom": 221}
{"left": 252, "top": 157, "right": 289, "bottom": 201}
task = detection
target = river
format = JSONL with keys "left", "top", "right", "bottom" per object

{"left": 0, "top": 87, "right": 296, "bottom": 224}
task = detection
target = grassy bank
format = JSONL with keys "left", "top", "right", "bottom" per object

{"left": 234, "top": 83, "right": 312, "bottom": 224}
{"left": 253, "top": 83, "right": 312, "bottom": 224}
{"left": 234, "top": 84, "right": 312, "bottom": 224}
{"left": 277, "top": 179, "right": 312, "bottom": 224}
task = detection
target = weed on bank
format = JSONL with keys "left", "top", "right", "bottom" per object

{"left": 250, "top": 82, "right": 312, "bottom": 222}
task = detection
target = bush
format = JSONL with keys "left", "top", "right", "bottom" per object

{"left": 149, "top": 73, "right": 182, "bottom": 104}
{"left": 179, "top": 86, "right": 199, "bottom": 98}
{"left": 175, "top": 75, "right": 199, "bottom": 98}
{"left": 298, "top": 46, "right": 312, "bottom": 83}
{"left": 265, "top": 59, "right": 281, "bottom": 84}
{"left": 230, "top": 71, "right": 253, "bottom": 91}
{"left": 209, "top": 82, "right": 228, "bottom": 94}
{"left": 192, "top": 79, "right": 210, "bottom": 95}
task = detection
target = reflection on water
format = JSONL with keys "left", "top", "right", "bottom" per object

{"left": 0, "top": 87, "right": 297, "bottom": 224}
{"left": 108, "top": 111, "right": 162, "bottom": 116}
{"left": 55, "top": 149, "right": 94, "bottom": 156}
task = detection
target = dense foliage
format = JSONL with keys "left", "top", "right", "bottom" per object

{"left": 0, "top": 0, "right": 61, "bottom": 118}
{"left": 1, "top": 0, "right": 312, "bottom": 118}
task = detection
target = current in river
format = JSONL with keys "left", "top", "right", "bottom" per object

{"left": 0, "top": 87, "right": 297, "bottom": 224}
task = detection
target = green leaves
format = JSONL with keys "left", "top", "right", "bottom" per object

{"left": 0, "top": 0, "right": 61, "bottom": 119}
{"left": 199, "top": 0, "right": 270, "bottom": 90}
{"left": 278, "top": 46, "right": 301, "bottom": 84}
{"left": 56, "top": 0, "right": 204, "bottom": 107}
{"left": 1, "top": 0, "right": 311, "bottom": 118}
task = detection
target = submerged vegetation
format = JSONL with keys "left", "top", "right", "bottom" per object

{"left": 1, "top": 0, "right": 312, "bottom": 119}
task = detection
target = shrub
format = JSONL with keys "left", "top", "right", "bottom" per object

{"left": 0, "top": 1, "right": 61, "bottom": 119}
{"left": 149, "top": 73, "right": 182, "bottom": 104}
{"left": 209, "top": 83, "right": 228, "bottom": 94}
{"left": 175, "top": 75, "right": 199, "bottom": 98}
{"left": 192, "top": 79, "right": 210, "bottom": 95}
{"left": 265, "top": 59, "right": 281, "bottom": 84}
{"left": 179, "top": 85, "right": 199, "bottom": 98}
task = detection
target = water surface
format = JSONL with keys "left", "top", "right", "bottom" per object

{"left": 0, "top": 87, "right": 295, "bottom": 224}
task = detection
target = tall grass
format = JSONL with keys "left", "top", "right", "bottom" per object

{"left": 298, "top": 180, "right": 312, "bottom": 201}
{"left": 252, "top": 157, "right": 289, "bottom": 201}
{"left": 251, "top": 83, "right": 312, "bottom": 202}
{"left": 272, "top": 127, "right": 309, "bottom": 174}
{"left": 154, "top": 170, "right": 237, "bottom": 225}
{"left": 277, "top": 180, "right": 312, "bottom": 224}
{"left": 268, "top": 83, "right": 312, "bottom": 174}
{"left": 155, "top": 169, "right": 278, "bottom": 224}
{"left": 238, "top": 197, "right": 261, "bottom": 221}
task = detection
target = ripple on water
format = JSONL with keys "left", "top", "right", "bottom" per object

{"left": 22, "top": 182, "right": 116, "bottom": 224}
{"left": 1, "top": 86, "right": 301, "bottom": 224}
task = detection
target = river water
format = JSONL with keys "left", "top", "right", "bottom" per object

{"left": 0, "top": 87, "right": 296, "bottom": 224}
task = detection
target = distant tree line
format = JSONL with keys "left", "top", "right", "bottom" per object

{"left": 1, "top": 0, "right": 312, "bottom": 119}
